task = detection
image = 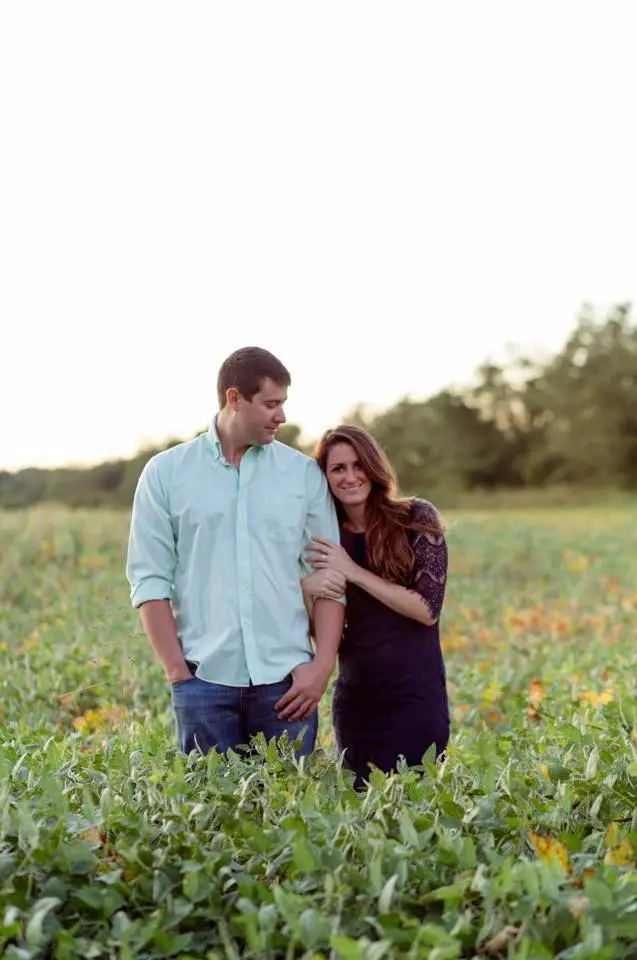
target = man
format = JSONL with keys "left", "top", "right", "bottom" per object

{"left": 126, "top": 346, "right": 345, "bottom": 757}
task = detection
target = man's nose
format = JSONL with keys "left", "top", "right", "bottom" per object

{"left": 275, "top": 409, "right": 286, "bottom": 424}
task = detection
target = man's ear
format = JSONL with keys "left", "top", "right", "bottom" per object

{"left": 226, "top": 387, "right": 241, "bottom": 411}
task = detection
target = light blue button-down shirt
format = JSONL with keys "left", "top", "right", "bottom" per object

{"left": 126, "top": 420, "right": 343, "bottom": 686}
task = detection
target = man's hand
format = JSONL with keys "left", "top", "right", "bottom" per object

{"left": 139, "top": 601, "right": 194, "bottom": 686}
{"left": 275, "top": 660, "right": 331, "bottom": 721}
{"left": 165, "top": 661, "right": 193, "bottom": 685}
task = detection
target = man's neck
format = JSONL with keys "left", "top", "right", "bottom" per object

{"left": 215, "top": 411, "right": 250, "bottom": 468}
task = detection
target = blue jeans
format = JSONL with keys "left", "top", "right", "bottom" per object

{"left": 170, "top": 674, "right": 318, "bottom": 758}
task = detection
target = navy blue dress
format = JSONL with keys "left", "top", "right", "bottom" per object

{"left": 332, "top": 499, "right": 449, "bottom": 786}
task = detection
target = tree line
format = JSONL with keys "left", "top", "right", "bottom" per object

{"left": 2, "top": 303, "right": 635, "bottom": 510}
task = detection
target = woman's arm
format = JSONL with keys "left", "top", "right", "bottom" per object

{"left": 346, "top": 564, "right": 439, "bottom": 625}
{"left": 300, "top": 569, "right": 347, "bottom": 628}
{"left": 307, "top": 501, "right": 447, "bottom": 627}
{"left": 302, "top": 588, "right": 315, "bottom": 624}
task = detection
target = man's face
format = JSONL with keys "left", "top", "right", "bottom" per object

{"left": 235, "top": 377, "right": 288, "bottom": 446}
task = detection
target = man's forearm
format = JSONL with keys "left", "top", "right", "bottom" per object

{"left": 139, "top": 599, "right": 190, "bottom": 682}
{"left": 276, "top": 599, "right": 344, "bottom": 721}
{"left": 311, "top": 598, "right": 345, "bottom": 674}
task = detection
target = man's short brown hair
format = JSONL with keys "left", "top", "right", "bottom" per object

{"left": 217, "top": 347, "right": 291, "bottom": 408}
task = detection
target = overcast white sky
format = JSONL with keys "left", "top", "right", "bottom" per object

{"left": 1, "top": 1, "right": 636, "bottom": 470}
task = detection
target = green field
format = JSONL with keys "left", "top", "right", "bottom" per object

{"left": 1, "top": 505, "right": 637, "bottom": 959}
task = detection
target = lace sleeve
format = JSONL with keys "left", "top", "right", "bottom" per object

{"left": 410, "top": 499, "right": 447, "bottom": 621}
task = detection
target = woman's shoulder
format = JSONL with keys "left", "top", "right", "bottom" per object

{"left": 409, "top": 497, "right": 444, "bottom": 529}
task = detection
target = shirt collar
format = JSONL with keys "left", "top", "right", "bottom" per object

{"left": 207, "top": 417, "right": 223, "bottom": 460}
{"left": 207, "top": 416, "right": 266, "bottom": 460}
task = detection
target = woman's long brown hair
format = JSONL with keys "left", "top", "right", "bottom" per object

{"left": 314, "top": 424, "right": 444, "bottom": 585}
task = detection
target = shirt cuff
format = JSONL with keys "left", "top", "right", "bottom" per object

{"left": 131, "top": 577, "right": 173, "bottom": 608}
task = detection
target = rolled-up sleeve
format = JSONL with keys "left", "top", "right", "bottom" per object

{"left": 126, "top": 457, "right": 176, "bottom": 608}
{"left": 300, "top": 461, "right": 346, "bottom": 604}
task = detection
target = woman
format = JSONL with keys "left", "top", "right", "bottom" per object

{"left": 302, "top": 425, "right": 449, "bottom": 787}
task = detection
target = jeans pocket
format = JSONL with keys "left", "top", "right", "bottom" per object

{"left": 171, "top": 676, "right": 197, "bottom": 691}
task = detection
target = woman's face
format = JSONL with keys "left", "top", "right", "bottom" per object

{"left": 324, "top": 442, "right": 372, "bottom": 508}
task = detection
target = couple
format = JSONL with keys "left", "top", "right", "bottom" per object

{"left": 126, "top": 347, "right": 449, "bottom": 786}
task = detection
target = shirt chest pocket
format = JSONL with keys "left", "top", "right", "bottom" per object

{"left": 254, "top": 489, "right": 306, "bottom": 543}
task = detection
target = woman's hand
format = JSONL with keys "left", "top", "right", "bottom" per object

{"left": 301, "top": 569, "right": 346, "bottom": 601}
{"left": 306, "top": 537, "right": 358, "bottom": 580}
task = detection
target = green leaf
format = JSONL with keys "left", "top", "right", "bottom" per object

{"left": 433, "top": 882, "right": 467, "bottom": 902}
{"left": 0, "top": 905, "right": 21, "bottom": 943}
{"left": 378, "top": 875, "right": 398, "bottom": 914}
{"left": 367, "top": 943, "right": 392, "bottom": 960}
{"left": 75, "top": 886, "right": 124, "bottom": 915}
{"left": 0, "top": 853, "right": 16, "bottom": 883}
{"left": 440, "top": 799, "right": 464, "bottom": 818}
{"left": 330, "top": 935, "right": 363, "bottom": 960}
{"left": 300, "top": 782, "right": 317, "bottom": 814}
{"left": 585, "top": 878, "right": 613, "bottom": 910}
{"left": 399, "top": 811, "right": 420, "bottom": 848}
{"left": 293, "top": 839, "right": 315, "bottom": 872}
{"left": 299, "top": 908, "right": 328, "bottom": 947}
{"left": 183, "top": 868, "right": 201, "bottom": 901}
{"left": 25, "top": 897, "right": 61, "bottom": 949}
{"left": 458, "top": 836, "right": 477, "bottom": 868}
{"left": 585, "top": 747, "right": 600, "bottom": 779}
{"left": 547, "top": 761, "right": 571, "bottom": 780}
{"left": 369, "top": 853, "right": 383, "bottom": 893}
{"left": 111, "top": 910, "right": 132, "bottom": 943}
